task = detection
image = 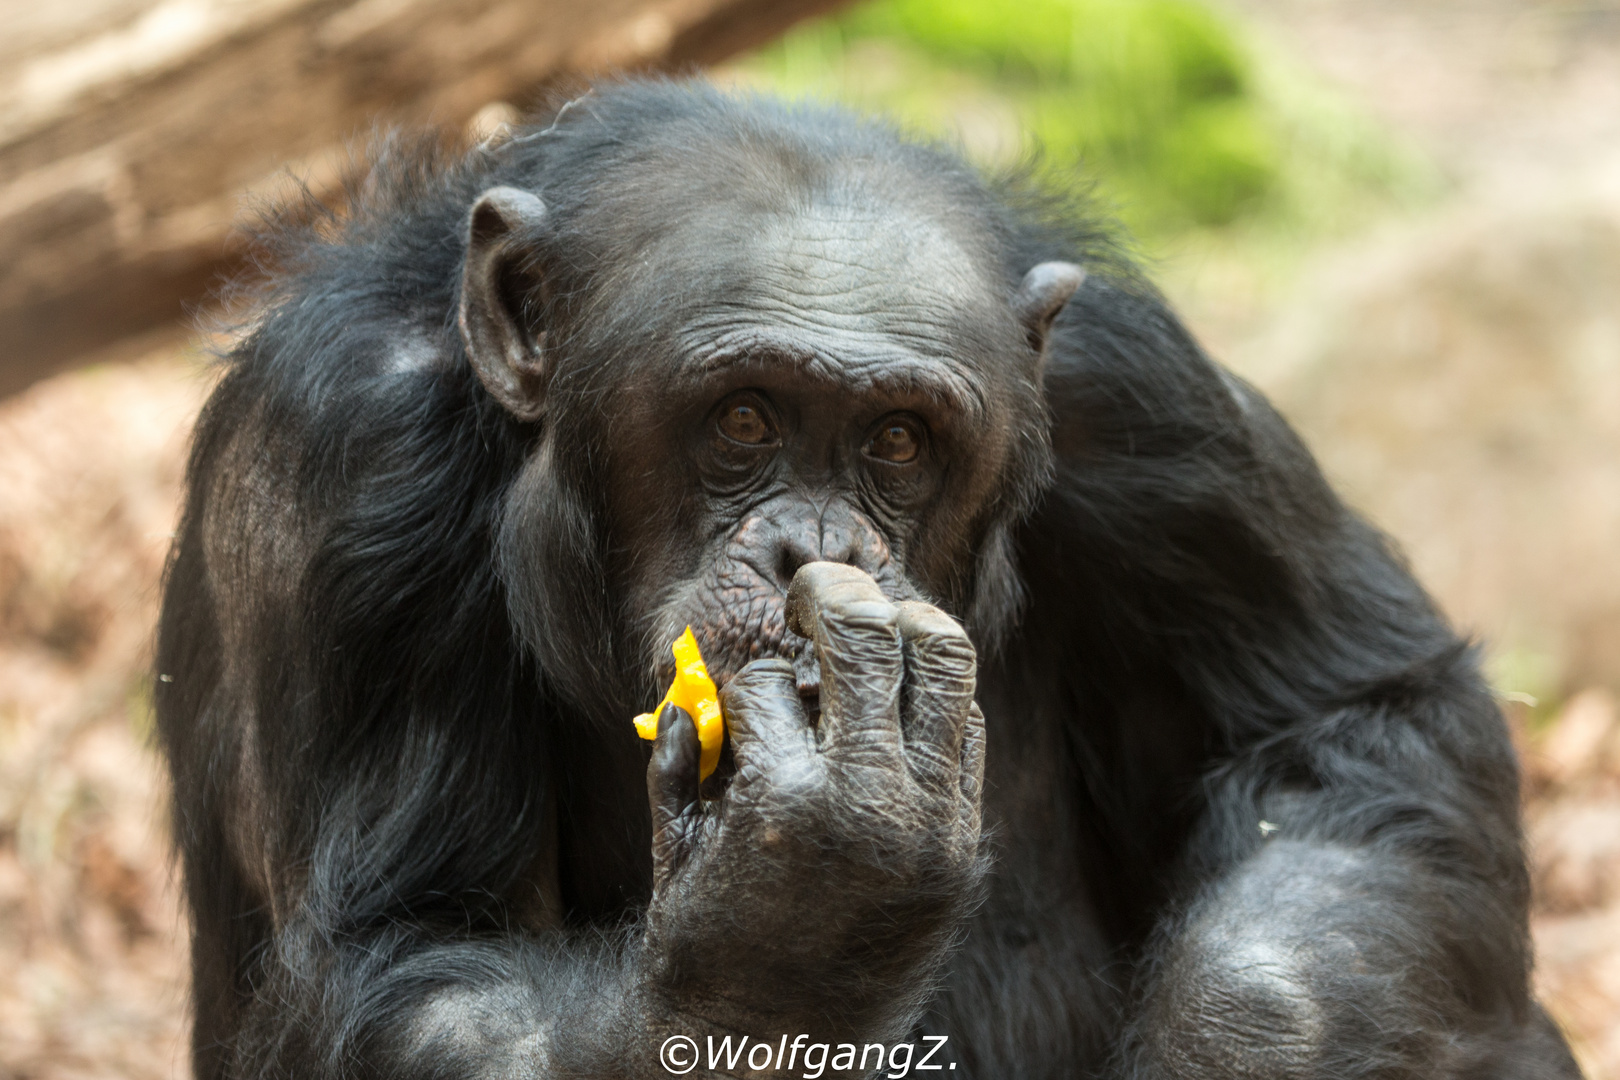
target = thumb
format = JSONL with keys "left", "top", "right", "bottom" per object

{"left": 648, "top": 704, "right": 703, "bottom": 889}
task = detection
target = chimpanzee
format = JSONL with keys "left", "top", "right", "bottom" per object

{"left": 154, "top": 79, "right": 1580, "bottom": 1079}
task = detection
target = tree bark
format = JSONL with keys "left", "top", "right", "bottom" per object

{"left": 0, "top": 0, "right": 844, "bottom": 398}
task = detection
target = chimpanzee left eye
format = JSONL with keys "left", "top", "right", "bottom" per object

{"left": 865, "top": 416, "right": 922, "bottom": 464}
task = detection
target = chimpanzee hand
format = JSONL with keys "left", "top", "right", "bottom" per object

{"left": 640, "top": 562, "right": 986, "bottom": 1039}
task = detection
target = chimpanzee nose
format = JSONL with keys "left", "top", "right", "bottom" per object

{"left": 771, "top": 507, "right": 884, "bottom": 591}
{"left": 775, "top": 531, "right": 851, "bottom": 591}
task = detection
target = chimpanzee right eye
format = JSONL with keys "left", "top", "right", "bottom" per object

{"left": 715, "top": 394, "right": 778, "bottom": 447}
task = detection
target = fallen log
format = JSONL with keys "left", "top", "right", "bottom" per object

{"left": 0, "top": 0, "right": 843, "bottom": 397}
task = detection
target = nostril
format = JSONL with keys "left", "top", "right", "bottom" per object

{"left": 814, "top": 533, "right": 865, "bottom": 575}
{"left": 777, "top": 546, "right": 862, "bottom": 589}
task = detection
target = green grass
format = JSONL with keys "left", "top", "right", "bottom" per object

{"left": 720, "top": 0, "right": 1438, "bottom": 250}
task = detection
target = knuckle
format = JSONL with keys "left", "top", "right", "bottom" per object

{"left": 897, "top": 607, "right": 976, "bottom": 675}
{"left": 725, "top": 657, "right": 793, "bottom": 690}
{"left": 917, "top": 628, "right": 976, "bottom": 664}
{"left": 906, "top": 640, "right": 978, "bottom": 687}
{"left": 904, "top": 742, "right": 958, "bottom": 781}
{"left": 896, "top": 600, "right": 968, "bottom": 640}
{"left": 819, "top": 596, "right": 899, "bottom": 631}
{"left": 816, "top": 607, "right": 902, "bottom": 660}
{"left": 719, "top": 660, "right": 794, "bottom": 710}
{"left": 823, "top": 708, "right": 896, "bottom": 751}
{"left": 786, "top": 562, "right": 884, "bottom": 636}
{"left": 717, "top": 682, "right": 761, "bottom": 715}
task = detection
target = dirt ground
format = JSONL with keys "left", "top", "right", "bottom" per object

{"left": 0, "top": 339, "right": 1616, "bottom": 1080}
{"left": 0, "top": 354, "right": 199, "bottom": 1078}
{"left": 2, "top": 1, "right": 1619, "bottom": 1076}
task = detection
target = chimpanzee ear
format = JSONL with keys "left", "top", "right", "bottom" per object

{"left": 1013, "top": 261, "right": 1086, "bottom": 356}
{"left": 459, "top": 186, "right": 549, "bottom": 421}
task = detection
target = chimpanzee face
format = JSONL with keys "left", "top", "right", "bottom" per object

{"left": 595, "top": 198, "right": 1044, "bottom": 696}
{"left": 459, "top": 169, "right": 1080, "bottom": 714}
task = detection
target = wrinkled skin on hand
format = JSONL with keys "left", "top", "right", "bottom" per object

{"left": 641, "top": 563, "right": 986, "bottom": 1041}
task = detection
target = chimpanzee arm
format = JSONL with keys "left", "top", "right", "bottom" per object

{"left": 152, "top": 359, "right": 644, "bottom": 1077}
{"left": 158, "top": 361, "right": 984, "bottom": 1077}
{"left": 227, "top": 925, "right": 601, "bottom": 1077}
{"left": 201, "top": 694, "right": 982, "bottom": 1080}
{"left": 1123, "top": 666, "right": 1572, "bottom": 1076}
{"left": 1013, "top": 280, "right": 1578, "bottom": 1076}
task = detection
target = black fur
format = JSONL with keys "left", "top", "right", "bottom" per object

{"left": 155, "top": 80, "right": 1579, "bottom": 1079}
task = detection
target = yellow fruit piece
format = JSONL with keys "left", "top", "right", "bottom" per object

{"left": 633, "top": 627, "right": 726, "bottom": 780}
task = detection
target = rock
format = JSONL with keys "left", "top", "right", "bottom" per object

{"left": 1232, "top": 166, "right": 1620, "bottom": 697}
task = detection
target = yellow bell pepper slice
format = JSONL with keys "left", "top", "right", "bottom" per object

{"left": 633, "top": 627, "right": 726, "bottom": 780}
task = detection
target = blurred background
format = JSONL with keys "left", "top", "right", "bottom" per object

{"left": 1, "top": 0, "right": 1618, "bottom": 1075}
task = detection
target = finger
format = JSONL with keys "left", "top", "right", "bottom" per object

{"left": 718, "top": 659, "right": 815, "bottom": 778}
{"left": 894, "top": 601, "right": 977, "bottom": 786}
{"left": 648, "top": 704, "right": 702, "bottom": 888}
{"left": 785, "top": 562, "right": 885, "bottom": 638}
{"left": 786, "top": 563, "right": 903, "bottom": 761}
{"left": 958, "top": 701, "right": 987, "bottom": 814}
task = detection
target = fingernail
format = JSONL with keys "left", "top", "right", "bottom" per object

{"left": 657, "top": 702, "right": 684, "bottom": 737}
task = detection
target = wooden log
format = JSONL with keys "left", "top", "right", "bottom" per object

{"left": 0, "top": 0, "right": 844, "bottom": 398}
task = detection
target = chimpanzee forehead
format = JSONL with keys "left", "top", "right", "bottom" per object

{"left": 604, "top": 190, "right": 1021, "bottom": 376}
{"left": 753, "top": 203, "right": 994, "bottom": 317}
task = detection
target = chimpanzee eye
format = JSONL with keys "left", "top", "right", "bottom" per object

{"left": 716, "top": 395, "right": 777, "bottom": 446}
{"left": 865, "top": 415, "right": 922, "bottom": 464}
